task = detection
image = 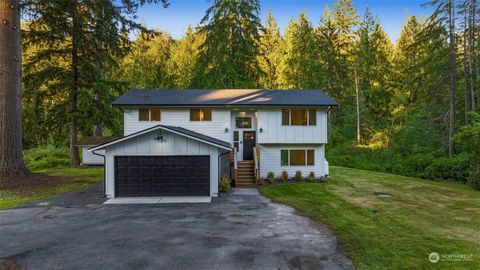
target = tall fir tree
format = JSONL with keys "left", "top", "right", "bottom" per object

{"left": 316, "top": 0, "right": 358, "bottom": 99}
{"left": 257, "top": 12, "right": 284, "bottom": 89}
{"left": 278, "top": 12, "right": 320, "bottom": 89}
{"left": 354, "top": 8, "right": 394, "bottom": 130}
{"left": 192, "top": 0, "right": 262, "bottom": 88}
{"left": 169, "top": 26, "right": 205, "bottom": 89}
{"left": 121, "top": 30, "right": 173, "bottom": 89}
{"left": 22, "top": 0, "right": 168, "bottom": 165}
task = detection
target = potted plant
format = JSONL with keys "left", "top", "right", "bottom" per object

{"left": 267, "top": 172, "right": 275, "bottom": 183}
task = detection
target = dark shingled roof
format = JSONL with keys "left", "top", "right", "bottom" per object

{"left": 112, "top": 89, "right": 339, "bottom": 107}
{"left": 89, "top": 124, "right": 231, "bottom": 150}
{"left": 77, "top": 136, "right": 120, "bottom": 146}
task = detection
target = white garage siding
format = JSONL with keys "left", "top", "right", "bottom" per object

{"left": 101, "top": 129, "right": 221, "bottom": 198}
{"left": 123, "top": 108, "right": 231, "bottom": 143}
{"left": 81, "top": 146, "right": 104, "bottom": 165}
{"left": 258, "top": 144, "right": 327, "bottom": 179}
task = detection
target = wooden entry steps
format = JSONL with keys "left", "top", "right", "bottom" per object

{"left": 236, "top": 160, "right": 257, "bottom": 187}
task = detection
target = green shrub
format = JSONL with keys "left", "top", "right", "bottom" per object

{"left": 467, "top": 166, "right": 480, "bottom": 190}
{"left": 267, "top": 172, "right": 275, "bottom": 183}
{"left": 424, "top": 154, "right": 474, "bottom": 182}
{"left": 219, "top": 174, "right": 231, "bottom": 193}
{"left": 24, "top": 145, "right": 70, "bottom": 171}
{"left": 294, "top": 170, "right": 303, "bottom": 182}
{"left": 308, "top": 171, "right": 315, "bottom": 182}
{"left": 281, "top": 171, "right": 289, "bottom": 182}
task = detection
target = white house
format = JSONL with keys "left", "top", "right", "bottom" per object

{"left": 89, "top": 89, "right": 338, "bottom": 199}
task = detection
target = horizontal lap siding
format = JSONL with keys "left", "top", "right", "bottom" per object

{"left": 124, "top": 108, "right": 231, "bottom": 143}
{"left": 259, "top": 144, "right": 326, "bottom": 178}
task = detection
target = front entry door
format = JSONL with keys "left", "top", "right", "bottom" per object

{"left": 243, "top": 131, "right": 256, "bottom": 160}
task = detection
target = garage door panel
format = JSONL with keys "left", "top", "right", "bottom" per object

{"left": 115, "top": 155, "right": 210, "bottom": 197}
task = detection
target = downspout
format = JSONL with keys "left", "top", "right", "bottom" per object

{"left": 218, "top": 150, "right": 231, "bottom": 191}
{"left": 91, "top": 149, "right": 107, "bottom": 198}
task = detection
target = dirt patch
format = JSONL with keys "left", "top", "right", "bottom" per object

{"left": 0, "top": 174, "right": 61, "bottom": 190}
{"left": 0, "top": 258, "right": 22, "bottom": 270}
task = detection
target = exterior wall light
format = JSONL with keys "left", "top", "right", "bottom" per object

{"left": 259, "top": 125, "right": 264, "bottom": 133}
{"left": 155, "top": 130, "right": 166, "bottom": 143}
{"left": 224, "top": 124, "right": 229, "bottom": 133}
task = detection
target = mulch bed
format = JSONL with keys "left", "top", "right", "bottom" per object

{"left": 0, "top": 174, "right": 61, "bottom": 190}
{"left": 0, "top": 258, "right": 22, "bottom": 270}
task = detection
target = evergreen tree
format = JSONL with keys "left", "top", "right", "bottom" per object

{"left": 169, "top": 26, "right": 205, "bottom": 89}
{"left": 192, "top": 0, "right": 262, "bottom": 88}
{"left": 121, "top": 30, "right": 173, "bottom": 89}
{"left": 22, "top": 0, "right": 168, "bottom": 165}
{"left": 278, "top": 12, "right": 320, "bottom": 89}
{"left": 257, "top": 12, "right": 284, "bottom": 89}
{"left": 316, "top": 0, "right": 358, "bottom": 97}
{"left": 354, "top": 8, "right": 394, "bottom": 129}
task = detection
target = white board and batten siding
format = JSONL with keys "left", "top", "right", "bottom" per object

{"left": 103, "top": 129, "right": 221, "bottom": 198}
{"left": 123, "top": 108, "right": 231, "bottom": 143}
{"left": 257, "top": 108, "right": 328, "bottom": 144}
{"left": 259, "top": 144, "right": 327, "bottom": 178}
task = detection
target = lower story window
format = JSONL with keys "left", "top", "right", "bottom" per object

{"left": 280, "top": 149, "right": 314, "bottom": 166}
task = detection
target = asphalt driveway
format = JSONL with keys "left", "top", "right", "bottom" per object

{"left": 0, "top": 188, "right": 353, "bottom": 270}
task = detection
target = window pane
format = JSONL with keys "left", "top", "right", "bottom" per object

{"left": 308, "top": 109, "right": 316, "bottom": 125}
{"left": 139, "top": 109, "right": 149, "bottom": 121}
{"left": 151, "top": 108, "right": 161, "bottom": 121}
{"left": 234, "top": 142, "right": 239, "bottom": 151}
{"left": 233, "top": 131, "right": 239, "bottom": 141}
{"left": 281, "top": 150, "right": 289, "bottom": 166}
{"left": 201, "top": 109, "right": 212, "bottom": 121}
{"left": 236, "top": 117, "right": 252, "bottom": 128}
{"left": 290, "top": 150, "right": 306, "bottom": 165}
{"left": 282, "top": 109, "right": 290, "bottom": 125}
{"left": 307, "top": 150, "right": 315, "bottom": 165}
{"left": 291, "top": 109, "right": 307, "bottom": 125}
{"left": 190, "top": 109, "right": 201, "bottom": 121}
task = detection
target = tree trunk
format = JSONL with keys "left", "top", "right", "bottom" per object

{"left": 469, "top": 0, "right": 476, "bottom": 112}
{"left": 448, "top": 0, "right": 457, "bottom": 158}
{"left": 354, "top": 67, "right": 361, "bottom": 145}
{"left": 464, "top": 6, "right": 471, "bottom": 125}
{"left": 70, "top": 2, "right": 80, "bottom": 166}
{"left": 0, "top": 0, "right": 30, "bottom": 178}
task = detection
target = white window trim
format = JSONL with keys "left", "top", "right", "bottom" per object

{"left": 281, "top": 109, "right": 316, "bottom": 126}
{"left": 281, "top": 149, "right": 315, "bottom": 166}
{"left": 190, "top": 108, "right": 212, "bottom": 122}
{"left": 138, "top": 108, "right": 161, "bottom": 122}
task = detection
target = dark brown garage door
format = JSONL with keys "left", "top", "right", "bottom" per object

{"left": 114, "top": 156, "right": 210, "bottom": 197}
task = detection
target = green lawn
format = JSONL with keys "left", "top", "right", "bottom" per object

{"left": 260, "top": 166, "right": 480, "bottom": 269}
{"left": 0, "top": 167, "right": 103, "bottom": 209}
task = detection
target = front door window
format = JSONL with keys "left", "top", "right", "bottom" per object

{"left": 243, "top": 131, "right": 256, "bottom": 160}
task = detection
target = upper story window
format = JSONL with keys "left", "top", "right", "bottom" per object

{"left": 282, "top": 109, "right": 316, "bottom": 126}
{"left": 190, "top": 108, "right": 212, "bottom": 121}
{"left": 281, "top": 149, "right": 315, "bottom": 166}
{"left": 236, "top": 117, "right": 252, "bottom": 128}
{"left": 139, "top": 108, "right": 161, "bottom": 121}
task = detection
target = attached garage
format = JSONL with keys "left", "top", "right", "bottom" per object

{"left": 115, "top": 155, "right": 210, "bottom": 197}
{"left": 88, "top": 125, "right": 231, "bottom": 199}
